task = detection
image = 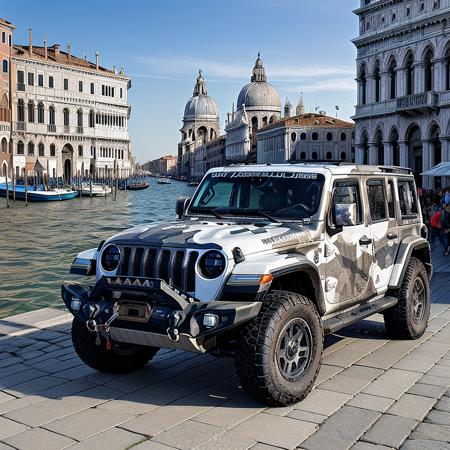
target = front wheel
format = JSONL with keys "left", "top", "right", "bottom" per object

{"left": 71, "top": 318, "right": 159, "bottom": 374}
{"left": 235, "top": 290, "right": 323, "bottom": 406}
{"left": 384, "top": 257, "right": 430, "bottom": 339}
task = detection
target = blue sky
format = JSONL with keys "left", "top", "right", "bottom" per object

{"left": 4, "top": 0, "right": 359, "bottom": 163}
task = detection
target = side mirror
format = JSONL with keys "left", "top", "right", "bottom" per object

{"left": 176, "top": 197, "right": 191, "bottom": 218}
{"left": 334, "top": 203, "right": 356, "bottom": 227}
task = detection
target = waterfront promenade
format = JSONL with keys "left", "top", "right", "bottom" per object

{"left": 0, "top": 248, "right": 449, "bottom": 450}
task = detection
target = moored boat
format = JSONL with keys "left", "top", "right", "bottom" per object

{"left": 126, "top": 181, "right": 149, "bottom": 190}
{"left": 0, "top": 183, "right": 79, "bottom": 202}
{"left": 78, "top": 183, "right": 112, "bottom": 197}
{"left": 157, "top": 178, "right": 171, "bottom": 185}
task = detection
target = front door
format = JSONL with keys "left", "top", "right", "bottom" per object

{"left": 325, "top": 178, "right": 374, "bottom": 305}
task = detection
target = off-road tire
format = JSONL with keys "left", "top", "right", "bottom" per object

{"left": 71, "top": 318, "right": 159, "bottom": 373}
{"left": 235, "top": 290, "right": 323, "bottom": 406}
{"left": 384, "top": 257, "right": 430, "bottom": 339}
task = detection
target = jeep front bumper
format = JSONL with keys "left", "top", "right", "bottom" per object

{"left": 61, "top": 276, "right": 261, "bottom": 353}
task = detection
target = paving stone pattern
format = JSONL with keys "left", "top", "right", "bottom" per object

{"left": 0, "top": 246, "right": 449, "bottom": 449}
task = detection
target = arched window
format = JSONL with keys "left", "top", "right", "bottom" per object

{"left": 1, "top": 137, "right": 7, "bottom": 153}
{"left": 300, "top": 151, "right": 306, "bottom": 160}
{"left": 340, "top": 152, "right": 347, "bottom": 160}
{"left": 28, "top": 142, "right": 35, "bottom": 156}
{"left": 312, "top": 132, "right": 318, "bottom": 141}
{"left": 405, "top": 52, "right": 414, "bottom": 96}
{"left": 424, "top": 48, "right": 434, "bottom": 92}
{"left": 326, "top": 151, "right": 333, "bottom": 160}
{"left": 28, "top": 100, "right": 34, "bottom": 123}
{"left": 38, "top": 143, "right": 44, "bottom": 157}
{"left": 78, "top": 145, "right": 83, "bottom": 157}
{"left": 326, "top": 132, "right": 333, "bottom": 141}
{"left": 291, "top": 132, "right": 297, "bottom": 142}
{"left": 340, "top": 132, "right": 347, "bottom": 141}
{"left": 17, "top": 140, "right": 24, "bottom": 155}
{"left": 388, "top": 57, "right": 397, "bottom": 99}
{"left": 77, "top": 109, "right": 83, "bottom": 127}
{"left": 300, "top": 132, "right": 307, "bottom": 140}
{"left": 359, "top": 65, "right": 367, "bottom": 105}
{"left": 63, "top": 108, "right": 70, "bottom": 126}
{"left": 50, "top": 143, "right": 56, "bottom": 157}
{"left": 251, "top": 116, "right": 258, "bottom": 131}
{"left": 2, "top": 59, "right": 8, "bottom": 73}
{"left": 17, "top": 99, "right": 24, "bottom": 122}
{"left": 262, "top": 116, "right": 268, "bottom": 127}
{"left": 373, "top": 61, "right": 381, "bottom": 102}
{"left": 312, "top": 151, "right": 318, "bottom": 160}
{"left": 49, "top": 105, "right": 55, "bottom": 125}
{"left": 89, "top": 110, "right": 95, "bottom": 127}
{"left": 37, "top": 102, "right": 44, "bottom": 124}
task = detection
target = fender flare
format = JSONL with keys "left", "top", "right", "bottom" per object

{"left": 271, "top": 261, "right": 326, "bottom": 316}
{"left": 389, "top": 237, "right": 431, "bottom": 289}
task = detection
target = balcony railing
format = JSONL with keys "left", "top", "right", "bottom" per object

{"left": 48, "top": 124, "right": 56, "bottom": 133}
{"left": 17, "top": 83, "right": 25, "bottom": 92}
{"left": 15, "top": 121, "right": 26, "bottom": 131}
{"left": 397, "top": 92, "right": 438, "bottom": 113}
{"left": 76, "top": 126, "right": 84, "bottom": 134}
{"left": 64, "top": 125, "right": 70, "bottom": 134}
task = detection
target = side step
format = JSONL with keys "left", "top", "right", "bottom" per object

{"left": 323, "top": 296, "right": 398, "bottom": 335}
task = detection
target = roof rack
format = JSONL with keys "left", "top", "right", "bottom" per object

{"left": 377, "top": 166, "right": 413, "bottom": 175}
{"left": 287, "top": 159, "right": 354, "bottom": 166}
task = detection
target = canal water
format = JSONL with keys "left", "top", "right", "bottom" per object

{"left": 0, "top": 179, "right": 196, "bottom": 318}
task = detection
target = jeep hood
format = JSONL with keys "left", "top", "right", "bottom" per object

{"left": 107, "top": 219, "right": 316, "bottom": 258}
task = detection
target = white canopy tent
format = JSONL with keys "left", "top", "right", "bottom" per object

{"left": 421, "top": 162, "right": 450, "bottom": 177}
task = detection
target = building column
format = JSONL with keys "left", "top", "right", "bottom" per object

{"left": 380, "top": 71, "right": 390, "bottom": 101}
{"left": 396, "top": 67, "right": 406, "bottom": 97}
{"left": 368, "top": 143, "right": 378, "bottom": 165}
{"left": 398, "top": 140, "right": 408, "bottom": 167}
{"left": 421, "top": 139, "right": 432, "bottom": 189}
{"left": 383, "top": 141, "right": 393, "bottom": 166}
{"left": 414, "top": 62, "right": 425, "bottom": 94}
{"left": 440, "top": 135, "right": 450, "bottom": 187}
{"left": 432, "top": 58, "right": 446, "bottom": 92}
{"left": 355, "top": 144, "right": 364, "bottom": 164}
{"left": 366, "top": 75, "right": 375, "bottom": 104}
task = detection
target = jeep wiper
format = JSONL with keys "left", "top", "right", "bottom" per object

{"left": 205, "top": 208, "right": 225, "bottom": 219}
{"left": 252, "top": 210, "right": 282, "bottom": 223}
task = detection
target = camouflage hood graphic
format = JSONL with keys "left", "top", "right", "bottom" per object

{"left": 107, "top": 219, "right": 317, "bottom": 258}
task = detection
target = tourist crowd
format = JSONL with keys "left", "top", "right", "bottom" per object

{"left": 420, "top": 187, "right": 450, "bottom": 256}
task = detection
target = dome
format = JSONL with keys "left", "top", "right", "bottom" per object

{"left": 237, "top": 82, "right": 281, "bottom": 110}
{"left": 183, "top": 70, "right": 219, "bottom": 121}
{"left": 236, "top": 53, "right": 280, "bottom": 111}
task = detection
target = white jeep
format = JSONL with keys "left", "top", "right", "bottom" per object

{"left": 63, "top": 163, "right": 432, "bottom": 405}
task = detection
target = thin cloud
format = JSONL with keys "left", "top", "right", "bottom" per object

{"left": 136, "top": 54, "right": 355, "bottom": 83}
{"left": 285, "top": 79, "right": 356, "bottom": 93}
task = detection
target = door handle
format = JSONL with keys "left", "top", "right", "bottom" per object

{"left": 387, "top": 232, "right": 398, "bottom": 240}
{"left": 359, "top": 236, "right": 372, "bottom": 246}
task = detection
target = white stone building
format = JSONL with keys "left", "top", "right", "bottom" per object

{"left": 178, "top": 71, "right": 220, "bottom": 177}
{"left": 353, "top": 0, "right": 450, "bottom": 188}
{"left": 225, "top": 54, "right": 281, "bottom": 162}
{"left": 11, "top": 32, "right": 133, "bottom": 181}
{"left": 257, "top": 113, "right": 355, "bottom": 164}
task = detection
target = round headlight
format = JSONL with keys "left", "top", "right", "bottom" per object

{"left": 101, "top": 244, "right": 121, "bottom": 272}
{"left": 199, "top": 251, "right": 226, "bottom": 279}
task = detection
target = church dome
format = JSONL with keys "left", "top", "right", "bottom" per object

{"left": 183, "top": 71, "right": 219, "bottom": 121}
{"left": 237, "top": 54, "right": 281, "bottom": 111}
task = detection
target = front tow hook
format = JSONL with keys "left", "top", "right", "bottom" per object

{"left": 167, "top": 311, "right": 182, "bottom": 342}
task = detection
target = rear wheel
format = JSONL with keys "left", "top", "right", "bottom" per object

{"left": 384, "top": 257, "right": 430, "bottom": 339}
{"left": 71, "top": 318, "right": 159, "bottom": 373}
{"left": 235, "top": 290, "right": 323, "bottom": 406}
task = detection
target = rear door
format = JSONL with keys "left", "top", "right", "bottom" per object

{"left": 366, "top": 177, "right": 399, "bottom": 294}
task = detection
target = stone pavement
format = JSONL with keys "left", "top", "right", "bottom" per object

{"left": 0, "top": 249, "right": 449, "bottom": 450}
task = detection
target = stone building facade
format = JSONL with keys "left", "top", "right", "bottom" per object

{"left": 178, "top": 71, "right": 220, "bottom": 178}
{"left": 9, "top": 28, "right": 133, "bottom": 181}
{"left": 191, "top": 135, "right": 226, "bottom": 180}
{"left": 0, "top": 18, "right": 13, "bottom": 177}
{"left": 257, "top": 113, "right": 355, "bottom": 164}
{"left": 142, "top": 155, "right": 177, "bottom": 176}
{"left": 353, "top": 0, "right": 450, "bottom": 188}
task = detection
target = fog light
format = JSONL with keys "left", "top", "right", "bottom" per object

{"left": 71, "top": 297, "right": 82, "bottom": 311}
{"left": 203, "top": 313, "right": 219, "bottom": 328}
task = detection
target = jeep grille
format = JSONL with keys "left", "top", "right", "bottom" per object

{"left": 117, "top": 246, "right": 199, "bottom": 293}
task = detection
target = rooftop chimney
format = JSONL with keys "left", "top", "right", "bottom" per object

{"left": 28, "top": 28, "right": 33, "bottom": 55}
{"left": 95, "top": 51, "right": 99, "bottom": 70}
{"left": 44, "top": 34, "right": 48, "bottom": 60}
{"left": 54, "top": 44, "right": 60, "bottom": 58}
{"left": 67, "top": 42, "right": 71, "bottom": 62}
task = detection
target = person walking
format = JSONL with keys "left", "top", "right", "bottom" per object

{"left": 442, "top": 202, "right": 450, "bottom": 256}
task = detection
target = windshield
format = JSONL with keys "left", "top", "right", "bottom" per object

{"left": 189, "top": 171, "right": 325, "bottom": 220}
